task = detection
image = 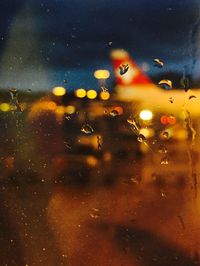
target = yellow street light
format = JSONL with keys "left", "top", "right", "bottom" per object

{"left": 65, "top": 105, "right": 76, "bottom": 114}
{"left": 52, "top": 86, "right": 66, "bottom": 96}
{"left": 0, "top": 103, "right": 10, "bottom": 112}
{"left": 94, "top": 69, "right": 110, "bottom": 80}
{"left": 55, "top": 106, "right": 65, "bottom": 115}
{"left": 100, "top": 91, "right": 110, "bottom": 100}
{"left": 75, "top": 88, "right": 86, "bottom": 98}
{"left": 87, "top": 90, "right": 97, "bottom": 99}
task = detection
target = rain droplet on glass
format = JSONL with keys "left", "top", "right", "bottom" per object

{"left": 161, "top": 191, "right": 167, "bottom": 197}
{"left": 119, "top": 64, "right": 129, "bottom": 75}
{"left": 110, "top": 110, "right": 119, "bottom": 117}
{"left": 127, "top": 117, "right": 134, "bottom": 125}
{"left": 160, "top": 157, "right": 169, "bottom": 165}
{"left": 180, "top": 76, "right": 190, "bottom": 92}
{"left": 64, "top": 141, "right": 72, "bottom": 150}
{"left": 158, "top": 145, "right": 168, "bottom": 154}
{"left": 9, "top": 88, "right": 18, "bottom": 99}
{"left": 9, "top": 88, "right": 22, "bottom": 112}
{"left": 169, "top": 97, "right": 174, "bottom": 103}
{"left": 101, "top": 86, "right": 108, "bottom": 92}
{"left": 162, "top": 131, "right": 169, "bottom": 139}
{"left": 152, "top": 139, "right": 158, "bottom": 145}
{"left": 90, "top": 208, "right": 100, "bottom": 219}
{"left": 130, "top": 177, "right": 139, "bottom": 184}
{"left": 65, "top": 115, "right": 71, "bottom": 120}
{"left": 97, "top": 135, "right": 102, "bottom": 150}
{"left": 189, "top": 95, "right": 197, "bottom": 100}
{"left": 137, "top": 134, "right": 146, "bottom": 143}
{"left": 127, "top": 116, "right": 137, "bottom": 126}
{"left": 154, "top": 58, "right": 164, "bottom": 68}
{"left": 158, "top": 79, "right": 172, "bottom": 90}
{"left": 127, "top": 116, "right": 139, "bottom": 133}
{"left": 81, "top": 124, "right": 94, "bottom": 134}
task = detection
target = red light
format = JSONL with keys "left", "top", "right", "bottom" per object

{"left": 160, "top": 115, "right": 168, "bottom": 125}
{"left": 160, "top": 115, "right": 176, "bottom": 125}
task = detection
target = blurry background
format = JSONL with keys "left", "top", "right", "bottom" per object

{"left": 0, "top": 1, "right": 200, "bottom": 266}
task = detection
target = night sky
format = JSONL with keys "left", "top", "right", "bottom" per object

{"left": 0, "top": 0, "right": 200, "bottom": 91}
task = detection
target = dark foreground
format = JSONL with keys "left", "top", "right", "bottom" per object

{"left": 0, "top": 164, "right": 200, "bottom": 266}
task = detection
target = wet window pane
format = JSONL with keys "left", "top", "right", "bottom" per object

{"left": 0, "top": 0, "right": 200, "bottom": 265}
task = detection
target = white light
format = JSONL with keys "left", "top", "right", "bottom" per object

{"left": 139, "top": 110, "right": 153, "bottom": 121}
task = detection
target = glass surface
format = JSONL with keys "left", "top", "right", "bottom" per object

{"left": 0, "top": 0, "right": 200, "bottom": 265}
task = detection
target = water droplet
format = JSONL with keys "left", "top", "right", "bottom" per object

{"left": 130, "top": 177, "right": 139, "bottom": 184}
{"left": 152, "top": 139, "right": 158, "bottom": 145}
{"left": 160, "top": 157, "right": 169, "bottom": 165}
{"left": 9, "top": 88, "right": 18, "bottom": 98}
{"left": 97, "top": 135, "right": 102, "bottom": 150}
{"left": 101, "top": 86, "right": 108, "bottom": 92}
{"left": 127, "top": 116, "right": 137, "bottom": 126}
{"left": 90, "top": 208, "right": 100, "bottom": 219}
{"left": 154, "top": 58, "right": 164, "bottom": 68}
{"left": 169, "top": 97, "right": 174, "bottom": 103}
{"left": 184, "top": 110, "right": 196, "bottom": 144}
{"left": 158, "top": 145, "right": 168, "bottom": 154}
{"left": 137, "top": 134, "right": 146, "bottom": 143}
{"left": 65, "top": 115, "right": 71, "bottom": 120}
{"left": 108, "top": 41, "right": 113, "bottom": 46}
{"left": 27, "top": 89, "right": 32, "bottom": 92}
{"left": 9, "top": 88, "right": 22, "bottom": 112}
{"left": 180, "top": 76, "right": 190, "bottom": 92}
{"left": 81, "top": 124, "right": 94, "bottom": 134}
{"left": 161, "top": 191, "right": 167, "bottom": 197}
{"left": 127, "top": 116, "right": 139, "bottom": 133}
{"left": 110, "top": 110, "right": 119, "bottom": 117}
{"left": 162, "top": 131, "right": 169, "bottom": 139}
{"left": 189, "top": 95, "right": 197, "bottom": 100}
{"left": 119, "top": 64, "right": 129, "bottom": 75}
{"left": 127, "top": 117, "right": 134, "bottom": 125}
{"left": 64, "top": 141, "right": 72, "bottom": 150}
{"left": 168, "top": 115, "right": 176, "bottom": 125}
{"left": 158, "top": 79, "right": 172, "bottom": 90}
{"left": 63, "top": 79, "right": 67, "bottom": 83}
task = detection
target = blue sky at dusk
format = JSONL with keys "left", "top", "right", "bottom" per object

{"left": 0, "top": 0, "right": 200, "bottom": 91}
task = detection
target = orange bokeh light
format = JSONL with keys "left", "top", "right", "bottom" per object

{"left": 160, "top": 115, "right": 176, "bottom": 125}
